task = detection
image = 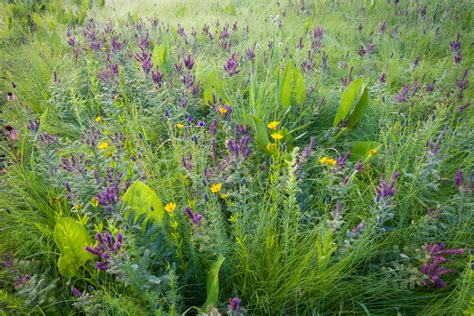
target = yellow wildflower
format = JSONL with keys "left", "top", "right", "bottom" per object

{"left": 165, "top": 202, "right": 176, "bottom": 214}
{"left": 218, "top": 107, "right": 228, "bottom": 114}
{"left": 319, "top": 156, "right": 336, "bottom": 165}
{"left": 176, "top": 123, "right": 184, "bottom": 129}
{"left": 271, "top": 132, "right": 283, "bottom": 141}
{"left": 90, "top": 197, "right": 99, "bottom": 207}
{"left": 266, "top": 143, "right": 277, "bottom": 152}
{"left": 98, "top": 142, "right": 109, "bottom": 150}
{"left": 211, "top": 183, "right": 222, "bottom": 193}
{"left": 95, "top": 116, "right": 103, "bottom": 123}
{"left": 369, "top": 148, "right": 378, "bottom": 156}
{"left": 267, "top": 121, "right": 280, "bottom": 130}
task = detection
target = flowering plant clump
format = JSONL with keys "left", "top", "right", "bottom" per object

{"left": 0, "top": 1, "right": 472, "bottom": 315}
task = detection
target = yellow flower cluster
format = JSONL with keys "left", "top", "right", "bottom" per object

{"left": 267, "top": 120, "right": 280, "bottom": 130}
{"left": 319, "top": 156, "right": 336, "bottom": 165}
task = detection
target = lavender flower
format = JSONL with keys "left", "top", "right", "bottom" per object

{"left": 450, "top": 33, "right": 461, "bottom": 52}
{"left": 395, "top": 84, "right": 410, "bottom": 102}
{"left": 302, "top": 137, "right": 315, "bottom": 159}
{"left": 183, "top": 55, "right": 194, "bottom": 70}
{"left": 28, "top": 120, "right": 40, "bottom": 133}
{"left": 375, "top": 171, "right": 399, "bottom": 202}
{"left": 379, "top": 20, "right": 388, "bottom": 33}
{"left": 226, "top": 131, "right": 251, "bottom": 161}
{"left": 454, "top": 169, "right": 464, "bottom": 191}
{"left": 111, "top": 37, "right": 123, "bottom": 52}
{"left": 181, "top": 153, "right": 194, "bottom": 170}
{"left": 184, "top": 206, "right": 203, "bottom": 226}
{"left": 135, "top": 50, "right": 153, "bottom": 74}
{"left": 228, "top": 297, "right": 241, "bottom": 312}
{"left": 421, "top": 243, "right": 465, "bottom": 288}
{"left": 85, "top": 231, "right": 124, "bottom": 271}
{"left": 71, "top": 287, "right": 82, "bottom": 297}
{"left": 246, "top": 45, "right": 256, "bottom": 62}
{"left": 152, "top": 69, "right": 164, "bottom": 87}
{"left": 224, "top": 53, "right": 241, "bottom": 76}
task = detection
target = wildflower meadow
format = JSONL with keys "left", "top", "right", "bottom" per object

{"left": 0, "top": 0, "right": 473, "bottom": 314}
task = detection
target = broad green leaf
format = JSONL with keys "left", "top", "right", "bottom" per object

{"left": 333, "top": 78, "right": 364, "bottom": 128}
{"left": 31, "top": 13, "right": 43, "bottom": 26}
{"left": 280, "top": 62, "right": 306, "bottom": 109}
{"left": 202, "top": 254, "right": 225, "bottom": 311}
{"left": 350, "top": 141, "right": 382, "bottom": 162}
{"left": 152, "top": 44, "right": 167, "bottom": 67}
{"left": 252, "top": 116, "right": 270, "bottom": 149}
{"left": 54, "top": 217, "right": 92, "bottom": 277}
{"left": 122, "top": 180, "right": 164, "bottom": 227}
{"left": 346, "top": 86, "right": 369, "bottom": 128}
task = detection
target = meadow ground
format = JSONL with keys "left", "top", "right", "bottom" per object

{"left": 0, "top": 0, "right": 473, "bottom": 314}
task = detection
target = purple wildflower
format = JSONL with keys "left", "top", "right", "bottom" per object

{"left": 228, "top": 297, "right": 241, "bottom": 312}
{"left": 351, "top": 221, "right": 365, "bottom": 235}
{"left": 450, "top": 33, "right": 461, "bottom": 52}
{"left": 135, "top": 50, "right": 153, "bottom": 74}
{"left": 379, "top": 20, "right": 388, "bottom": 33}
{"left": 6, "top": 92, "right": 16, "bottom": 102}
{"left": 85, "top": 231, "right": 124, "bottom": 271}
{"left": 302, "top": 137, "right": 315, "bottom": 159}
{"left": 395, "top": 84, "right": 410, "bottom": 102}
{"left": 246, "top": 45, "right": 256, "bottom": 62}
{"left": 152, "top": 69, "right": 164, "bottom": 87}
{"left": 375, "top": 172, "right": 399, "bottom": 202}
{"left": 421, "top": 243, "right": 465, "bottom": 288}
{"left": 335, "top": 151, "right": 351, "bottom": 170}
{"left": 183, "top": 55, "right": 194, "bottom": 70}
{"left": 184, "top": 206, "right": 203, "bottom": 226}
{"left": 71, "top": 287, "right": 82, "bottom": 297}
{"left": 5, "top": 125, "right": 20, "bottom": 142}
{"left": 379, "top": 72, "right": 386, "bottom": 83}
{"left": 224, "top": 53, "right": 241, "bottom": 76}
{"left": 454, "top": 169, "right": 464, "bottom": 191}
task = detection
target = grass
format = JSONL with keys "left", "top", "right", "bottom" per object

{"left": 0, "top": 0, "right": 473, "bottom": 315}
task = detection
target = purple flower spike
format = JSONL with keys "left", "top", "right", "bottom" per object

{"left": 375, "top": 171, "right": 399, "bottom": 202}
{"left": 421, "top": 243, "right": 464, "bottom": 288}
{"left": 184, "top": 206, "right": 203, "bottom": 226}
{"left": 228, "top": 297, "right": 241, "bottom": 311}
{"left": 454, "top": 169, "right": 464, "bottom": 191}
{"left": 183, "top": 55, "right": 194, "bottom": 70}
{"left": 71, "top": 287, "right": 82, "bottom": 297}
{"left": 85, "top": 231, "right": 124, "bottom": 272}
{"left": 224, "top": 53, "right": 241, "bottom": 76}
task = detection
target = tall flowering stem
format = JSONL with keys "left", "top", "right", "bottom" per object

{"left": 420, "top": 243, "right": 464, "bottom": 288}
{"left": 85, "top": 231, "right": 124, "bottom": 271}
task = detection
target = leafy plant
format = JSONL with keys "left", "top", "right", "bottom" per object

{"left": 122, "top": 180, "right": 165, "bottom": 228}
{"left": 54, "top": 217, "right": 92, "bottom": 277}
{"left": 333, "top": 78, "right": 369, "bottom": 129}
{"left": 202, "top": 254, "right": 225, "bottom": 311}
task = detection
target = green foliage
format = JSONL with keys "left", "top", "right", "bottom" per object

{"left": 0, "top": 0, "right": 472, "bottom": 315}
{"left": 54, "top": 217, "right": 92, "bottom": 277}
{"left": 122, "top": 180, "right": 165, "bottom": 227}
{"left": 350, "top": 141, "right": 382, "bottom": 162}
{"left": 202, "top": 254, "right": 225, "bottom": 311}
{"left": 280, "top": 62, "right": 306, "bottom": 109}
{"left": 333, "top": 79, "right": 369, "bottom": 128}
